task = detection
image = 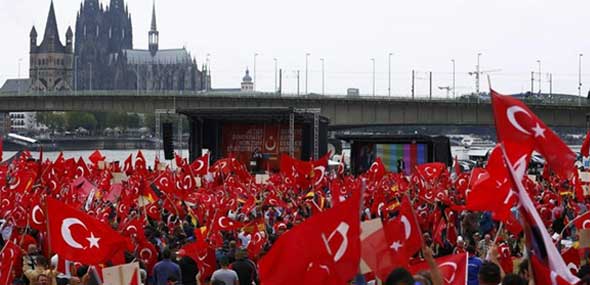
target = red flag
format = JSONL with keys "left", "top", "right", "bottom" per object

{"left": 360, "top": 219, "right": 399, "bottom": 280}
{"left": 409, "top": 253, "right": 468, "bottom": 285}
{"left": 129, "top": 268, "right": 140, "bottom": 285}
{"left": 572, "top": 212, "right": 590, "bottom": 230}
{"left": 582, "top": 131, "right": 590, "bottom": 158}
{"left": 415, "top": 162, "right": 447, "bottom": 183}
{"left": 0, "top": 241, "right": 21, "bottom": 285}
{"left": 190, "top": 153, "right": 209, "bottom": 176}
{"left": 368, "top": 157, "right": 386, "bottom": 181}
{"left": 47, "top": 197, "right": 129, "bottom": 265}
{"left": 383, "top": 196, "right": 422, "bottom": 257}
{"left": 88, "top": 150, "right": 105, "bottom": 165}
{"left": 491, "top": 90, "right": 576, "bottom": 179}
{"left": 259, "top": 189, "right": 361, "bottom": 285}
{"left": 123, "top": 154, "right": 133, "bottom": 174}
{"left": 561, "top": 247, "right": 581, "bottom": 276}
{"left": 135, "top": 150, "right": 147, "bottom": 172}
{"left": 453, "top": 156, "right": 461, "bottom": 176}
{"left": 29, "top": 196, "right": 46, "bottom": 231}
{"left": 530, "top": 255, "right": 572, "bottom": 285}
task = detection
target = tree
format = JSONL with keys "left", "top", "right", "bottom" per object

{"left": 37, "top": 112, "right": 66, "bottom": 132}
{"left": 65, "top": 112, "right": 97, "bottom": 132}
{"left": 127, "top": 113, "right": 141, "bottom": 129}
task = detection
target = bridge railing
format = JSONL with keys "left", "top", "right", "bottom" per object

{"left": 1, "top": 90, "right": 590, "bottom": 107}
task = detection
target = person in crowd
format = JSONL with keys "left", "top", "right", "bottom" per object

{"left": 231, "top": 249, "right": 258, "bottom": 285}
{"left": 22, "top": 255, "right": 58, "bottom": 285}
{"left": 211, "top": 256, "right": 239, "bottom": 285}
{"left": 478, "top": 261, "right": 502, "bottom": 285}
{"left": 467, "top": 243, "right": 483, "bottom": 285}
{"left": 478, "top": 234, "right": 493, "bottom": 258}
{"left": 177, "top": 250, "right": 199, "bottom": 285}
{"left": 501, "top": 274, "right": 527, "bottom": 285}
{"left": 454, "top": 236, "right": 466, "bottom": 254}
{"left": 153, "top": 248, "right": 182, "bottom": 285}
{"left": 385, "top": 268, "right": 415, "bottom": 285}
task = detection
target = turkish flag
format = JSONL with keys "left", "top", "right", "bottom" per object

{"left": 467, "top": 143, "right": 529, "bottom": 221}
{"left": 259, "top": 188, "right": 361, "bottom": 285}
{"left": 573, "top": 212, "right": 590, "bottom": 230}
{"left": 0, "top": 241, "right": 21, "bottom": 285}
{"left": 368, "top": 157, "right": 386, "bottom": 181}
{"left": 137, "top": 239, "right": 158, "bottom": 272}
{"left": 135, "top": 150, "right": 147, "bottom": 173}
{"left": 582, "top": 131, "right": 590, "bottom": 158}
{"left": 409, "top": 253, "right": 468, "bottom": 285}
{"left": 561, "top": 247, "right": 581, "bottom": 275}
{"left": 530, "top": 255, "right": 572, "bottom": 285}
{"left": 415, "top": 162, "right": 447, "bottom": 184}
{"left": 88, "top": 150, "right": 105, "bottom": 165}
{"left": 360, "top": 219, "right": 400, "bottom": 280}
{"left": 180, "top": 241, "right": 217, "bottom": 283}
{"left": 75, "top": 157, "right": 91, "bottom": 179}
{"left": 383, "top": 196, "right": 422, "bottom": 257}
{"left": 190, "top": 153, "right": 209, "bottom": 176}
{"left": 47, "top": 198, "right": 129, "bottom": 265}
{"left": 123, "top": 154, "right": 134, "bottom": 174}
{"left": 491, "top": 90, "right": 576, "bottom": 179}
{"left": 29, "top": 196, "right": 46, "bottom": 231}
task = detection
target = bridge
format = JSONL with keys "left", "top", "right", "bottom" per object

{"left": 0, "top": 91, "right": 589, "bottom": 128}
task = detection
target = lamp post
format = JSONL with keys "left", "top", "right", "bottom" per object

{"left": 537, "top": 59, "right": 541, "bottom": 94}
{"left": 89, "top": 62, "right": 93, "bottom": 91}
{"left": 253, "top": 53, "right": 259, "bottom": 91}
{"left": 273, "top": 58, "right": 278, "bottom": 93}
{"left": 388, "top": 53, "right": 393, "bottom": 97}
{"left": 371, "top": 58, "right": 375, "bottom": 96}
{"left": 305, "top": 53, "right": 310, "bottom": 94}
{"left": 320, "top": 58, "right": 325, "bottom": 95}
{"left": 579, "top": 53, "right": 583, "bottom": 105}
{"left": 451, "top": 59, "right": 456, "bottom": 98}
{"left": 17, "top": 58, "right": 22, "bottom": 94}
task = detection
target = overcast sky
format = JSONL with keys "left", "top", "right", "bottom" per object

{"left": 1, "top": 0, "right": 590, "bottom": 97}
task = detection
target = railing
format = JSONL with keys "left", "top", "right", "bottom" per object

{"left": 1, "top": 90, "right": 590, "bottom": 107}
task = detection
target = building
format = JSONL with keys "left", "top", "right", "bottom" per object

{"left": 9, "top": 113, "right": 37, "bottom": 134}
{"left": 241, "top": 69, "right": 253, "bottom": 92}
{"left": 74, "top": 0, "right": 209, "bottom": 91}
{"left": 29, "top": 1, "right": 74, "bottom": 92}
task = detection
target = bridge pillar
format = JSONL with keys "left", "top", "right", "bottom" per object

{"left": 188, "top": 118, "right": 203, "bottom": 163}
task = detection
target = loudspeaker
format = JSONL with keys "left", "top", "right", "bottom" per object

{"left": 162, "top": 122, "right": 174, "bottom": 160}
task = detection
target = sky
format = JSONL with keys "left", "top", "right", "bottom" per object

{"left": 1, "top": 0, "right": 590, "bottom": 98}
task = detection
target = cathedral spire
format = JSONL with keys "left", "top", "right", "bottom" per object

{"left": 150, "top": 1, "right": 157, "bottom": 31}
{"left": 148, "top": 0, "right": 159, "bottom": 56}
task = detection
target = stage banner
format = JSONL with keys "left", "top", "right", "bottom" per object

{"left": 222, "top": 123, "right": 302, "bottom": 170}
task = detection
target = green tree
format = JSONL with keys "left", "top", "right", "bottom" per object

{"left": 38, "top": 112, "right": 66, "bottom": 131}
{"left": 66, "top": 112, "right": 97, "bottom": 132}
{"left": 106, "top": 112, "right": 128, "bottom": 129}
{"left": 127, "top": 113, "right": 141, "bottom": 129}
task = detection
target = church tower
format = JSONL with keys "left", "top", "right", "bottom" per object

{"left": 148, "top": 1, "right": 159, "bottom": 56}
{"left": 29, "top": 1, "right": 73, "bottom": 91}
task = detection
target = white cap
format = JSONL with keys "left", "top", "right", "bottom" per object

{"left": 457, "top": 236, "right": 464, "bottom": 243}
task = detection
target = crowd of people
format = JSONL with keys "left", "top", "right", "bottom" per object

{"left": 0, "top": 143, "right": 589, "bottom": 285}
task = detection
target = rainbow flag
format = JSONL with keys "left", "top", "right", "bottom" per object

{"left": 375, "top": 144, "right": 427, "bottom": 175}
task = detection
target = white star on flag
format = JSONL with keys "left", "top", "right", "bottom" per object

{"left": 86, "top": 232, "right": 101, "bottom": 249}
{"left": 532, "top": 123, "right": 545, "bottom": 138}
{"left": 390, "top": 241, "right": 403, "bottom": 252}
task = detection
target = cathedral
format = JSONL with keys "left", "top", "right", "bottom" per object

{"left": 72, "top": 0, "right": 209, "bottom": 91}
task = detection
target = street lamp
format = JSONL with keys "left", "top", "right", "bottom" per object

{"left": 371, "top": 58, "right": 376, "bottom": 96}
{"left": 273, "top": 58, "right": 278, "bottom": 93}
{"left": 579, "top": 53, "right": 583, "bottom": 105}
{"left": 253, "top": 53, "right": 259, "bottom": 91}
{"left": 305, "top": 53, "right": 310, "bottom": 94}
{"left": 320, "top": 58, "right": 325, "bottom": 95}
{"left": 476, "top": 52, "right": 482, "bottom": 95}
{"left": 17, "top": 58, "right": 22, "bottom": 94}
{"left": 388, "top": 53, "right": 393, "bottom": 97}
{"left": 451, "top": 59, "right": 456, "bottom": 98}
{"left": 537, "top": 59, "right": 541, "bottom": 94}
